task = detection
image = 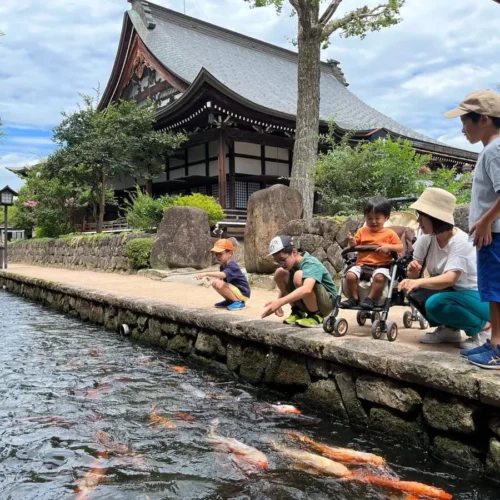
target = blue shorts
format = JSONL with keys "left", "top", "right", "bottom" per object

{"left": 477, "top": 232, "right": 500, "bottom": 303}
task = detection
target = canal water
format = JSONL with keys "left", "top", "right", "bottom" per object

{"left": 0, "top": 292, "right": 497, "bottom": 499}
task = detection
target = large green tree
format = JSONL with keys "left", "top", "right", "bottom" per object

{"left": 49, "top": 95, "right": 185, "bottom": 232}
{"left": 244, "top": 0, "right": 405, "bottom": 217}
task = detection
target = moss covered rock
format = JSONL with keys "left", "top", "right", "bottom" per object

{"left": 432, "top": 436, "right": 482, "bottom": 470}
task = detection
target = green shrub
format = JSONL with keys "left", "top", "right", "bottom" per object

{"left": 123, "top": 186, "right": 177, "bottom": 231}
{"left": 125, "top": 238, "right": 154, "bottom": 269}
{"left": 172, "top": 193, "right": 225, "bottom": 226}
{"left": 34, "top": 226, "right": 52, "bottom": 239}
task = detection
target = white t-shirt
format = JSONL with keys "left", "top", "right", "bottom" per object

{"left": 413, "top": 229, "right": 478, "bottom": 290}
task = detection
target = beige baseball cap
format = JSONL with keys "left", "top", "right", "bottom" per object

{"left": 444, "top": 90, "right": 500, "bottom": 119}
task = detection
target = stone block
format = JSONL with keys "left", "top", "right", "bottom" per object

{"left": 148, "top": 318, "right": 163, "bottom": 337}
{"left": 454, "top": 204, "right": 470, "bottom": 234}
{"left": 295, "top": 379, "right": 348, "bottom": 420}
{"left": 432, "top": 436, "right": 482, "bottom": 470}
{"left": 150, "top": 206, "right": 212, "bottom": 270}
{"left": 178, "top": 324, "right": 197, "bottom": 337}
{"left": 423, "top": 395, "right": 476, "bottom": 434}
{"left": 295, "top": 234, "right": 325, "bottom": 254}
{"left": 137, "top": 316, "right": 149, "bottom": 333}
{"left": 369, "top": 407, "right": 429, "bottom": 448}
{"left": 311, "top": 248, "right": 327, "bottom": 263}
{"left": 194, "top": 332, "right": 227, "bottom": 360}
{"left": 320, "top": 219, "right": 339, "bottom": 241}
{"left": 336, "top": 217, "right": 362, "bottom": 247}
{"left": 356, "top": 375, "right": 422, "bottom": 413}
{"left": 168, "top": 335, "right": 194, "bottom": 355}
{"left": 89, "top": 304, "right": 104, "bottom": 325}
{"left": 264, "top": 351, "right": 311, "bottom": 388}
{"left": 478, "top": 375, "right": 500, "bottom": 408}
{"left": 245, "top": 185, "right": 303, "bottom": 273}
{"left": 489, "top": 416, "right": 500, "bottom": 439}
{"left": 486, "top": 438, "right": 500, "bottom": 481}
{"left": 334, "top": 371, "right": 368, "bottom": 426}
{"left": 239, "top": 345, "right": 268, "bottom": 384}
{"left": 326, "top": 243, "right": 344, "bottom": 272}
{"left": 285, "top": 219, "right": 323, "bottom": 236}
{"left": 227, "top": 340, "right": 245, "bottom": 373}
{"left": 323, "top": 261, "right": 337, "bottom": 280}
{"left": 307, "top": 358, "right": 331, "bottom": 379}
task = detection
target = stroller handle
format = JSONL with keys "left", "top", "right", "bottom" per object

{"left": 341, "top": 245, "right": 399, "bottom": 260}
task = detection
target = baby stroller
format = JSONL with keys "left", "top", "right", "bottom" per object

{"left": 323, "top": 210, "right": 428, "bottom": 341}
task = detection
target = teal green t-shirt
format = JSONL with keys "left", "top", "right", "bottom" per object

{"left": 294, "top": 252, "right": 337, "bottom": 298}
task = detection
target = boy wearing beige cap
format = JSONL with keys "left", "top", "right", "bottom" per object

{"left": 444, "top": 89, "right": 500, "bottom": 369}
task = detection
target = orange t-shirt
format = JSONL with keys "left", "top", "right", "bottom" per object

{"left": 353, "top": 226, "right": 402, "bottom": 266}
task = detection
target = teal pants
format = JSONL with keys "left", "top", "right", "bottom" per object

{"left": 424, "top": 290, "right": 490, "bottom": 337}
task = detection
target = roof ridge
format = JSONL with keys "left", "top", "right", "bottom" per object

{"left": 134, "top": 0, "right": 342, "bottom": 75}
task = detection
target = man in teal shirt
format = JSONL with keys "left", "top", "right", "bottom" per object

{"left": 262, "top": 235, "right": 337, "bottom": 327}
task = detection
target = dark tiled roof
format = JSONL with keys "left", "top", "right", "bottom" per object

{"left": 127, "top": 1, "right": 472, "bottom": 155}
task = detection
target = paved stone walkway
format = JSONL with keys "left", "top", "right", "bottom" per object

{"left": 4, "top": 263, "right": 461, "bottom": 354}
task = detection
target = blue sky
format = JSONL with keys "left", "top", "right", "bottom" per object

{"left": 1, "top": 0, "right": 499, "bottom": 190}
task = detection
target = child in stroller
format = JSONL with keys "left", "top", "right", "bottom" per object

{"left": 323, "top": 198, "right": 427, "bottom": 340}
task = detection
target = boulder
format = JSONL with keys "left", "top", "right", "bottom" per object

{"left": 244, "top": 185, "right": 303, "bottom": 273}
{"left": 295, "top": 234, "right": 325, "bottom": 254}
{"left": 432, "top": 436, "right": 482, "bottom": 470}
{"left": 295, "top": 379, "right": 348, "bottom": 419}
{"left": 423, "top": 395, "right": 476, "bottom": 434}
{"left": 150, "top": 207, "right": 212, "bottom": 270}
{"left": 336, "top": 217, "right": 362, "bottom": 247}
{"left": 326, "top": 243, "right": 344, "bottom": 272}
{"left": 486, "top": 438, "right": 500, "bottom": 481}
{"left": 454, "top": 204, "right": 470, "bottom": 233}
{"left": 356, "top": 375, "right": 422, "bottom": 414}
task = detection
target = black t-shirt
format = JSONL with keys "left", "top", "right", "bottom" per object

{"left": 221, "top": 260, "right": 251, "bottom": 298}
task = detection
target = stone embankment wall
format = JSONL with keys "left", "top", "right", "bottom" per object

{"left": 1, "top": 271, "right": 499, "bottom": 481}
{"left": 8, "top": 233, "right": 151, "bottom": 272}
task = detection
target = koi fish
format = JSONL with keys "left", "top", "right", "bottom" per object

{"left": 84, "top": 384, "right": 111, "bottom": 399}
{"left": 176, "top": 411, "right": 196, "bottom": 422}
{"left": 207, "top": 420, "right": 269, "bottom": 472}
{"left": 26, "top": 416, "right": 75, "bottom": 429}
{"left": 272, "top": 442, "right": 352, "bottom": 478}
{"left": 95, "top": 432, "right": 130, "bottom": 455}
{"left": 270, "top": 404, "right": 301, "bottom": 414}
{"left": 137, "top": 357, "right": 154, "bottom": 366}
{"left": 169, "top": 365, "right": 186, "bottom": 374}
{"left": 287, "top": 431, "right": 386, "bottom": 467}
{"left": 89, "top": 350, "right": 101, "bottom": 357}
{"left": 150, "top": 405, "right": 176, "bottom": 429}
{"left": 74, "top": 458, "right": 108, "bottom": 499}
{"left": 360, "top": 476, "right": 453, "bottom": 500}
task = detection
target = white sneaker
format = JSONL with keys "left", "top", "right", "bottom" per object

{"left": 458, "top": 328, "right": 492, "bottom": 350}
{"left": 419, "top": 326, "right": 463, "bottom": 344}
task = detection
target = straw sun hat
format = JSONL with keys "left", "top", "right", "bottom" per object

{"left": 410, "top": 187, "right": 456, "bottom": 225}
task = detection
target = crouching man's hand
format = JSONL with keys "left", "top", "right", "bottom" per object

{"left": 262, "top": 300, "right": 284, "bottom": 319}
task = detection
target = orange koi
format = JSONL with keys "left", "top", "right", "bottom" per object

{"left": 208, "top": 420, "right": 269, "bottom": 472}
{"left": 272, "top": 442, "right": 352, "bottom": 478}
{"left": 169, "top": 365, "right": 186, "bottom": 374}
{"left": 270, "top": 404, "right": 301, "bottom": 414}
{"left": 360, "top": 476, "right": 453, "bottom": 500}
{"left": 287, "top": 431, "right": 386, "bottom": 467}
{"left": 150, "top": 405, "right": 176, "bottom": 429}
{"left": 176, "top": 411, "right": 196, "bottom": 422}
{"left": 74, "top": 459, "right": 108, "bottom": 499}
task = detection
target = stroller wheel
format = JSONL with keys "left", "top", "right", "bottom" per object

{"left": 371, "top": 320, "right": 383, "bottom": 340}
{"left": 371, "top": 311, "right": 380, "bottom": 323}
{"left": 419, "top": 317, "right": 429, "bottom": 330}
{"left": 386, "top": 321, "right": 398, "bottom": 342}
{"left": 403, "top": 311, "right": 413, "bottom": 329}
{"left": 356, "top": 311, "right": 367, "bottom": 326}
{"left": 323, "top": 316, "right": 335, "bottom": 334}
{"left": 332, "top": 318, "right": 348, "bottom": 337}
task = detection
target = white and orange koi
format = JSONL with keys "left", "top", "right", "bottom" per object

{"left": 89, "top": 349, "right": 101, "bottom": 358}
{"left": 270, "top": 404, "right": 301, "bottom": 414}
{"left": 169, "top": 365, "right": 186, "bottom": 374}
{"left": 74, "top": 454, "right": 108, "bottom": 499}
{"left": 176, "top": 411, "right": 196, "bottom": 423}
{"left": 287, "top": 431, "right": 386, "bottom": 467}
{"left": 272, "top": 442, "right": 351, "bottom": 477}
{"left": 207, "top": 420, "right": 269, "bottom": 472}
{"left": 150, "top": 405, "right": 176, "bottom": 429}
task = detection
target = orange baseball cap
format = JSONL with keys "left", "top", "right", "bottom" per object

{"left": 210, "top": 239, "right": 235, "bottom": 253}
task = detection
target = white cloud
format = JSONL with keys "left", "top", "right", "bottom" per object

{"left": 437, "top": 133, "right": 483, "bottom": 154}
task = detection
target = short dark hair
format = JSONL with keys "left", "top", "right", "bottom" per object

{"left": 463, "top": 111, "right": 500, "bottom": 129}
{"left": 417, "top": 211, "right": 454, "bottom": 234}
{"left": 363, "top": 197, "right": 391, "bottom": 218}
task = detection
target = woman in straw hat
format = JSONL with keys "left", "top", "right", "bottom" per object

{"left": 398, "top": 187, "right": 491, "bottom": 348}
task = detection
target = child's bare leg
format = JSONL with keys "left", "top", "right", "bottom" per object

{"left": 345, "top": 272, "right": 359, "bottom": 300}
{"left": 293, "top": 270, "right": 318, "bottom": 312}
{"left": 274, "top": 268, "right": 299, "bottom": 308}
{"left": 491, "top": 302, "right": 500, "bottom": 345}
{"left": 212, "top": 280, "right": 239, "bottom": 301}
{"left": 368, "top": 274, "right": 386, "bottom": 301}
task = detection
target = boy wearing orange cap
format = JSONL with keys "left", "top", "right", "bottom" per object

{"left": 196, "top": 239, "right": 251, "bottom": 311}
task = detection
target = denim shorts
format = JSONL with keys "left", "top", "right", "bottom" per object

{"left": 477, "top": 232, "right": 500, "bottom": 303}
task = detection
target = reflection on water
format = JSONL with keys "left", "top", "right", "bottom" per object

{"left": 0, "top": 292, "right": 496, "bottom": 499}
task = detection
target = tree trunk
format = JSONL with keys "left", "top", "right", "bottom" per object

{"left": 96, "top": 170, "right": 107, "bottom": 233}
{"left": 290, "top": 5, "right": 321, "bottom": 219}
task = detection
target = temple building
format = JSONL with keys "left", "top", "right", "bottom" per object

{"left": 102, "top": 1, "right": 478, "bottom": 210}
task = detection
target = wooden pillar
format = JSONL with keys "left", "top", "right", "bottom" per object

{"left": 228, "top": 142, "right": 235, "bottom": 209}
{"left": 146, "top": 179, "right": 153, "bottom": 195}
{"left": 217, "top": 130, "right": 227, "bottom": 209}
